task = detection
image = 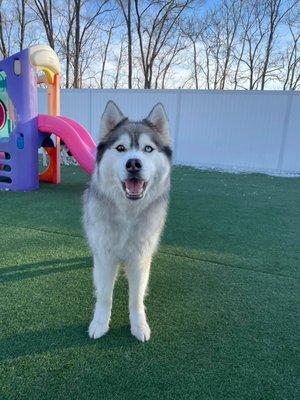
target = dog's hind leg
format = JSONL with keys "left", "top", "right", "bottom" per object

{"left": 127, "top": 257, "right": 151, "bottom": 342}
{"left": 89, "top": 254, "right": 119, "bottom": 339}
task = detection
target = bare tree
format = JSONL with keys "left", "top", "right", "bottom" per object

{"left": 134, "top": 0, "right": 193, "bottom": 89}
{"left": 73, "top": 0, "right": 110, "bottom": 88}
{"left": 153, "top": 33, "right": 186, "bottom": 88}
{"left": 99, "top": 16, "right": 121, "bottom": 88}
{"left": 16, "top": 0, "right": 26, "bottom": 51}
{"left": 64, "top": 1, "right": 76, "bottom": 88}
{"left": 182, "top": 17, "right": 203, "bottom": 89}
{"left": 55, "top": 0, "right": 111, "bottom": 88}
{"left": 0, "top": 0, "right": 9, "bottom": 57}
{"left": 232, "top": 0, "right": 255, "bottom": 89}
{"left": 219, "top": 0, "right": 243, "bottom": 89}
{"left": 183, "top": 1, "right": 242, "bottom": 90}
{"left": 116, "top": 1, "right": 133, "bottom": 88}
{"left": 237, "top": 1, "right": 268, "bottom": 89}
{"left": 260, "top": 0, "right": 299, "bottom": 89}
{"left": 282, "top": 6, "right": 300, "bottom": 89}
{"left": 31, "top": 0, "right": 55, "bottom": 49}
{"left": 0, "top": 0, "right": 298, "bottom": 89}
{"left": 113, "top": 40, "right": 125, "bottom": 88}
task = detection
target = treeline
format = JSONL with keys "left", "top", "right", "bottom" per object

{"left": 0, "top": 0, "right": 299, "bottom": 89}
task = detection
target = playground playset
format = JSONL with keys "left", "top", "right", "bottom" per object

{"left": 0, "top": 45, "right": 96, "bottom": 191}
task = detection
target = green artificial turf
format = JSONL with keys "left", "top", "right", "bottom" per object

{"left": 0, "top": 166, "right": 299, "bottom": 400}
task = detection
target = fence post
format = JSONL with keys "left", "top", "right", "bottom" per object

{"left": 277, "top": 90, "right": 293, "bottom": 174}
{"left": 174, "top": 89, "right": 182, "bottom": 164}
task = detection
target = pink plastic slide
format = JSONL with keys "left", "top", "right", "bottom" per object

{"left": 38, "top": 114, "right": 97, "bottom": 174}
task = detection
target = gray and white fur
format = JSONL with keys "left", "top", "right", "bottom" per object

{"left": 83, "top": 101, "right": 172, "bottom": 342}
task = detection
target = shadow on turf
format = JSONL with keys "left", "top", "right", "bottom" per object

{"left": 0, "top": 257, "right": 92, "bottom": 283}
{"left": 0, "top": 323, "right": 141, "bottom": 362}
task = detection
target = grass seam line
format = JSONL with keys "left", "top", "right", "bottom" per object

{"left": 1, "top": 222, "right": 298, "bottom": 281}
{"left": 159, "top": 250, "right": 299, "bottom": 281}
{"left": 0, "top": 222, "right": 83, "bottom": 239}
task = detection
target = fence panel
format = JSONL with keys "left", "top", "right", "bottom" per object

{"left": 38, "top": 89, "right": 300, "bottom": 175}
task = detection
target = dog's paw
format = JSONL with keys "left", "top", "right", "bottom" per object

{"left": 131, "top": 322, "right": 151, "bottom": 342}
{"left": 88, "top": 319, "right": 109, "bottom": 339}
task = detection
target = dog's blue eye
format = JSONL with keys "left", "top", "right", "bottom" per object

{"left": 116, "top": 145, "right": 126, "bottom": 152}
{"left": 144, "top": 145, "right": 153, "bottom": 153}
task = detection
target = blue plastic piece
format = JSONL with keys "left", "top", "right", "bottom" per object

{"left": 16, "top": 133, "right": 24, "bottom": 149}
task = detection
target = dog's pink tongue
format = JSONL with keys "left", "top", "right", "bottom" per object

{"left": 125, "top": 179, "right": 144, "bottom": 194}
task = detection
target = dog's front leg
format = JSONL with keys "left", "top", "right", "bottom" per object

{"left": 89, "top": 254, "right": 119, "bottom": 339}
{"left": 127, "top": 257, "right": 151, "bottom": 342}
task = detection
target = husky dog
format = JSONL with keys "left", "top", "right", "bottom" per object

{"left": 83, "top": 101, "right": 172, "bottom": 342}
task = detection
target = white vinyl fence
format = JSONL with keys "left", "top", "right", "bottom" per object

{"left": 38, "top": 89, "right": 300, "bottom": 176}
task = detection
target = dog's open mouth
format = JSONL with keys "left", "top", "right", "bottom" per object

{"left": 122, "top": 178, "right": 146, "bottom": 200}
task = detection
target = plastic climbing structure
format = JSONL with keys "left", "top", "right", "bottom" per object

{"left": 0, "top": 45, "right": 96, "bottom": 192}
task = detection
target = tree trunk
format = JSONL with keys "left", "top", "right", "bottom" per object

{"left": 18, "top": 0, "right": 26, "bottom": 51}
{"left": 127, "top": 0, "right": 132, "bottom": 88}
{"left": 0, "top": 1, "right": 8, "bottom": 58}
{"left": 73, "top": 0, "right": 81, "bottom": 88}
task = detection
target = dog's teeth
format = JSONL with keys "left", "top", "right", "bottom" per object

{"left": 126, "top": 188, "right": 142, "bottom": 195}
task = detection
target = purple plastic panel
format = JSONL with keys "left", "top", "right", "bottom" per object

{"left": 0, "top": 49, "right": 39, "bottom": 191}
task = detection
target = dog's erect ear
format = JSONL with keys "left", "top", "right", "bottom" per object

{"left": 100, "top": 101, "right": 126, "bottom": 139}
{"left": 145, "top": 103, "right": 170, "bottom": 144}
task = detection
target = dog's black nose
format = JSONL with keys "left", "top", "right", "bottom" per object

{"left": 126, "top": 158, "right": 142, "bottom": 172}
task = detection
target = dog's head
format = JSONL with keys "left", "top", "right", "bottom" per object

{"left": 93, "top": 101, "right": 172, "bottom": 203}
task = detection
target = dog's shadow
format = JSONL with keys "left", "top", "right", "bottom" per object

{"left": 1, "top": 258, "right": 142, "bottom": 361}
{"left": 0, "top": 257, "right": 91, "bottom": 283}
{"left": 0, "top": 323, "right": 141, "bottom": 362}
